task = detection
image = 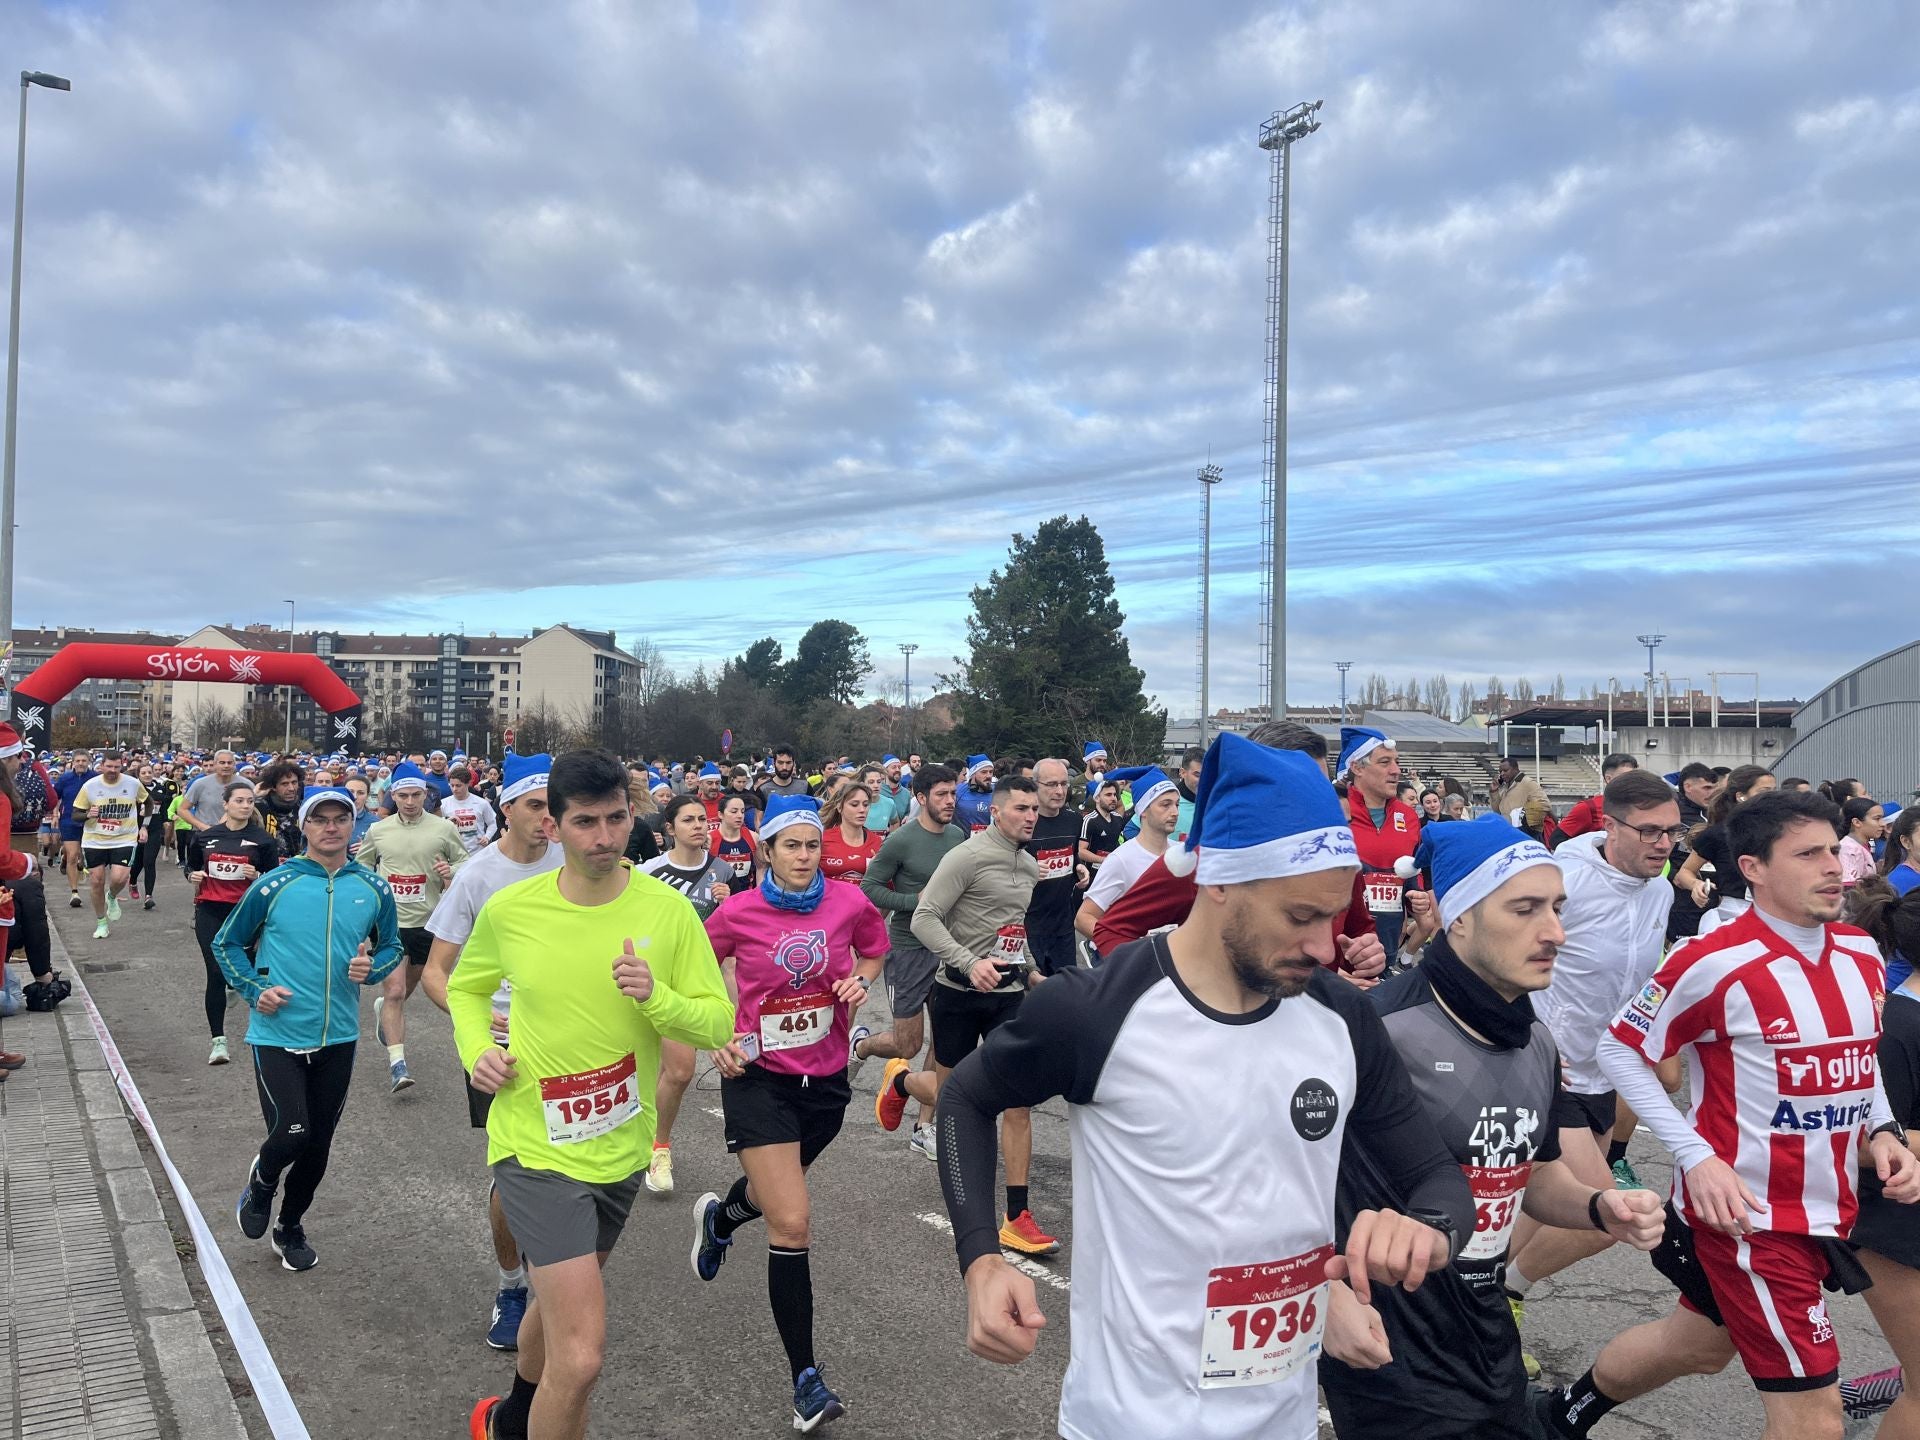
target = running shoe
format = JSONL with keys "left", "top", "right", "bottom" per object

{"left": 1610, "top": 1157, "right": 1643, "bottom": 1190}
{"left": 92, "top": 919, "right": 109, "bottom": 940}
{"left": 1842, "top": 1365, "right": 1904, "bottom": 1423}
{"left": 235, "top": 1165, "right": 274, "bottom": 1240}
{"left": 271, "top": 1223, "right": 318, "bottom": 1272}
{"left": 143, "top": 898, "right": 155, "bottom": 911}
{"left": 846, "top": 1025, "right": 872, "bottom": 1085}
{"left": 874, "top": 1058, "right": 910, "bottom": 1132}
{"left": 645, "top": 1145, "right": 675, "bottom": 1196}
{"left": 690, "top": 1191, "right": 731, "bottom": 1281}
{"left": 128, "top": 883, "right": 139, "bottom": 899}
{"left": 208, "top": 1037, "right": 229, "bottom": 1066}
{"left": 486, "top": 1286, "right": 528, "bottom": 1351}
{"left": 1508, "top": 1295, "right": 1541, "bottom": 1380}
{"left": 372, "top": 995, "right": 387, "bottom": 1046}
{"left": 106, "top": 894, "right": 121, "bottom": 922}
{"left": 390, "top": 1059, "right": 414, "bottom": 1093}
{"left": 791, "top": 1365, "right": 845, "bottom": 1432}
{"left": 910, "top": 1124, "right": 937, "bottom": 1163}
{"left": 468, "top": 1397, "right": 501, "bottom": 1440}
{"left": 999, "top": 1210, "right": 1061, "bottom": 1256}
{"left": 68, "top": 892, "right": 82, "bottom": 908}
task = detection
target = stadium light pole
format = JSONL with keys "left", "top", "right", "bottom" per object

{"left": 1636, "top": 634, "right": 1664, "bottom": 729}
{"left": 1, "top": 70, "right": 71, "bottom": 710}
{"left": 1257, "top": 99, "right": 1322, "bottom": 721}
{"left": 898, "top": 643, "right": 917, "bottom": 755}
{"left": 284, "top": 600, "right": 296, "bottom": 753}
{"left": 1335, "top": 660, "right": 1353, "bottom": 724}
{"left": 1196, "top": 462, "right": 1222, "bottom": 748}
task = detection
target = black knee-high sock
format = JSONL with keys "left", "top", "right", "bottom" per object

{"left": 1006, "top": 1184, "right": 1029, "bottom": 1221}
{"left": 768, "top": 1246, "right": 816, "bottom": 1382}
{"left": 713, "top": 1174, "right": 763, "bottom": 1240}
{"left": 1545, "top": 1369, "right": 1621, "bottom": 1439}
{"left": 491, "top": 1371, "right": 538, "bottom": 1439}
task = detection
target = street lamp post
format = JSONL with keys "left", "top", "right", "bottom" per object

{"left": 1, "top": 70, "right": 71, "bottom": 708}
{"left": 1636, "top": 634, "right": 1664, "bottom": 730}
{"left": 898, "top": 643, "right": 917, "bottom": 756}
{"left": 284, "top": 600, "right": 296, "bottom": 753}
{"left": 1605, "top": 677, "right": 1619, "bottom": 753}
{"left": 1257, "top": 99, "right": 1323, "bottom": 721}
{"left": 1197, "top": 462, "right": 1222, "bottom": 748}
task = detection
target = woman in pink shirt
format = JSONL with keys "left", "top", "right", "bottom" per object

{"left": 690, "top": 794, "right": 889, "bottom": 1432}
{"left": 1841, "top": 798, "right": 1886, "bottom": 887}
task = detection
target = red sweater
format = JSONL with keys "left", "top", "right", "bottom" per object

{"left": 1092, "top": 854, "right": 1376, "bottom": 960}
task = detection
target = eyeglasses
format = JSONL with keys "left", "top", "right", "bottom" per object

{"left": 1609, "top": 819, "right": 1688, "bottom": 844}
{"left": 304, "top": 812, "right": 354, "bottom": 828}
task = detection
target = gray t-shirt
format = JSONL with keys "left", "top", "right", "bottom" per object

{"left": 184, "top": 774, "right": 230, "bottom": 827}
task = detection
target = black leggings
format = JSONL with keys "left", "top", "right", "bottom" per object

{"left": 251, "top": 1042, "right": 355, "bottom": 1228}
{"left": 194, "top": 902, "right": 238, "bottom": 1038}
{"left": 6, "top": 868, "right": 52, "bottom": 979}
{"left": 134, "top": 822, "right": 168, "bottom": 896}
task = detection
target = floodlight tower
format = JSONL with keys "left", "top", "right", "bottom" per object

{"left": 1257, "top": 99, "right": 1322, "bottom": 720}
{"left": 1637, "top": 634, "right": 1665, "bottom": 728}
{"left": 1196, "top": 462, "right": 1223, "bottom": 748}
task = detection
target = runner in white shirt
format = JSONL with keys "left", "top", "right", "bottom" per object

{"left": 71, "top": 748, "right": 149, "bottom": 939}
{"left": 420, "top": 753, "right": 560, "bottom": 1355}
{"left": 1074, "top": 766, "right": 1179, "bottom": 946}
{"left": 439, "top": 765, "right": 499, "bottom": 856}
{"left": 939, "top": 734, "right": 1474, "bottom": 1440}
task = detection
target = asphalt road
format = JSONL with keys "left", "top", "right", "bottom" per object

{"left": 53, "top": 875, "right": 1899, "bottom": 1440}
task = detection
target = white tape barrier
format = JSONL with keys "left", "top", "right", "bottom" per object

{"left": 72, "top": 974, "right": 313, "bottom": 1440}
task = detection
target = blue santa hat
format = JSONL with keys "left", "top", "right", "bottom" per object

{"left": 882, "top": 754, "right": 900, "bottom": 766}
{"left": 500, "top": 751, "right": 552, "bottom": 806}
{"left": 1336, "top": 726, "right": 1393, "bottom": 779}
{"left": 1163, "top": 732, "right": 1358, "bottom": 884}
{"left": 761, "top": 793, "right": 823, "bottom": 840}
{"left": 1083, "top": 741, "right": 1107, "bottom": 763}
{"left": 699, "top": 762, "right": 723, "bottom": 779}
{"left": 1394, "top": 813, "right": 1556, "bottom": 926}
{"left": 388, "top": 761, "right": 430, "bottom": 794}
{"left": 965, "top": 754, "right": 993, "bottom": 782}
{"left": 1106, "top": 764, "right": 1178, "bottom": 814}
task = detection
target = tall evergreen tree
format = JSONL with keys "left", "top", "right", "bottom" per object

{"left": 953, "top": 516, "right": 1164, "bottom": 759}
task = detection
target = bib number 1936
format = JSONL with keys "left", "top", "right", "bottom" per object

{"left": 1199, "top": 1245, "right": 1332, "bottom": 1389}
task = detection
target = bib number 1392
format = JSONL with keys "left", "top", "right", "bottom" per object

{"left": 1199, "top": 1245, "right": 1332, "bottom": 1389}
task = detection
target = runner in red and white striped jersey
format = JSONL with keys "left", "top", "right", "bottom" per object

{"left": 1538, "top": 791, "right": 1920, "bottom": 1440}
{"left": 1609, "top": 906, "right": 1886, "bottom": 1236}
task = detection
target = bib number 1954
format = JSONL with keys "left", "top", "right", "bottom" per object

{"left": 538, "top": 1054, "right": 641, "bottom": 1146}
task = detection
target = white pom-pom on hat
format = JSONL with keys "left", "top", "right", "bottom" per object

{"left": 1165, "top": 844, "right": 1197, "bottom": 879}
{"left": 1394, "top": 854, "right": 1419, "bottom": 880}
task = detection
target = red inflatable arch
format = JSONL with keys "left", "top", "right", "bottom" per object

{"left": 9, "top": 643, "right": 365, "bottom": 755}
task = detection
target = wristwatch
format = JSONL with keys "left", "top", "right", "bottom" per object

{"left": 853, "top": 975, "right": 873, "bottom": 993}
{"left": 1870, "top": 1120, "right": 1909, "bottom": 1145}
{"left": 1407, "top": 1208, "right": 1458, "bottom": 1260}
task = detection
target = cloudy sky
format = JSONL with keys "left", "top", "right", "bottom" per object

{"left": 2, "top": 0, "right": 1914, "bottom": 717}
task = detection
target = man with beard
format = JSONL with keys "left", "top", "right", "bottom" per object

{"left": 756, "top": 745, "right": 809, "bottom": 803}
{"left": 954, "top": 755, "right": 996, "bottom": 834}
{"left": 936, "top": 733, "right": 1472, "bottom": 1440}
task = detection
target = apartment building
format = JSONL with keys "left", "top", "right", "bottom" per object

{"left": 8, "top": 627, "right": 181, "bottom": 746}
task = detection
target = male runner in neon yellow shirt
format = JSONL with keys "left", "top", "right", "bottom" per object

{"left": 451, "top": 749, "right": 733, "bottom": 1440}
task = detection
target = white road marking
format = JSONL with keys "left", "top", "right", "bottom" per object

{"left": 915, "top": 1211, "right": 1071, "bottom": 1292}
{"left": 703, "top": 1106, "right": 725, "bottom": 1119}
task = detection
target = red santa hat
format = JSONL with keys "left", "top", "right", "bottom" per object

{"left": 0, "top": 724, "right": 24, "bottom": 760}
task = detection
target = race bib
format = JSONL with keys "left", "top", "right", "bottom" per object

{"left": 728, "top": 856, "right": 753, "bottom": 881}
{"left": 539, "top": 1053, "right": 640, "bottom": 1145}
{"left": 1362, "top": 874, "right": 1404, "bottom": 914}
{"left": 1462, "top": 1162, "right": 1532, "bottom": 1261}
{"left": 207, "top": 854, "right": 249, "bottom": 881}
{"left": 985, "top": 923, "right": 1028, "bottom": 965}
{"left": 94, "top": 816, "right": 124, "bottom": 835}
{"left": 388, "top": 873, "right": 427, "bottom": 901}
{"left": 1200, "top": 1245, "right": 1332, "bottom": 1389}
{"left": 1034, "top": 846, "right": 1074, "bottom": 882}
{"left": 758, "top": 991, "right": 835, "bottom": 1053}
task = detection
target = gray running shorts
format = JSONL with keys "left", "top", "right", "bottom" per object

{"left": 884, "top": 942, "right": 940, "bottom": 1020}
{"left": 490, "top": 1156, "right": 641, "bottom": 1266}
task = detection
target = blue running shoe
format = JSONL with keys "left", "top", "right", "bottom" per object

{"left": 486, "top": 1285, "right": 527, "bottom": 1350}
{"left": 690, "top": 1191, "right": 730, "bottom": 1282}
{"left": 390, "top": 1058, "right": 414, "bottom": 1093}
{"left": 791, "top": 1366, "right": 845, "bottom": 1432}
{"left": 235, "top": 1164, "right": 274, "bottom": 1240}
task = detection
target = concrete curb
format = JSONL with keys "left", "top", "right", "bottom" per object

{"left": 50, "top": 923, "right": 252, "bottom": 1440}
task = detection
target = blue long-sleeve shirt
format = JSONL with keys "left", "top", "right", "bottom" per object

{"left": 212, "top": 856, "right": 402, "bottom": 1049}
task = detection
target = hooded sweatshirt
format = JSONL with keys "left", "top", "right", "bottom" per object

{"left": 1534, "top": 830, "right": 1671, "bottom": 1095}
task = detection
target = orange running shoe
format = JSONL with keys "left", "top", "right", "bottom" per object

{"left": 874, "top": 1058, "right": 910, "bottom": 1132}
{"left": 999, "top": 1210, "right": 1061, "bottom": 1256}
{"left": 468, "top": 1396, "right": 500, "bottom": 1439}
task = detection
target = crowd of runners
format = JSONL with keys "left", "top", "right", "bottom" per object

{"left": 0, "top": 721, "right": 1916, "bottom": 1439}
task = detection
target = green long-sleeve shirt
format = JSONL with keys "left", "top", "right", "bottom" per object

{"left": 862, "top": 818, "right": 967, "bottom": 950}
{"left": 911, "top": 825, "right": 1040, "bottom": 993}
{"left": 353, "top": 811, "right": 469, "bottom": 928}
